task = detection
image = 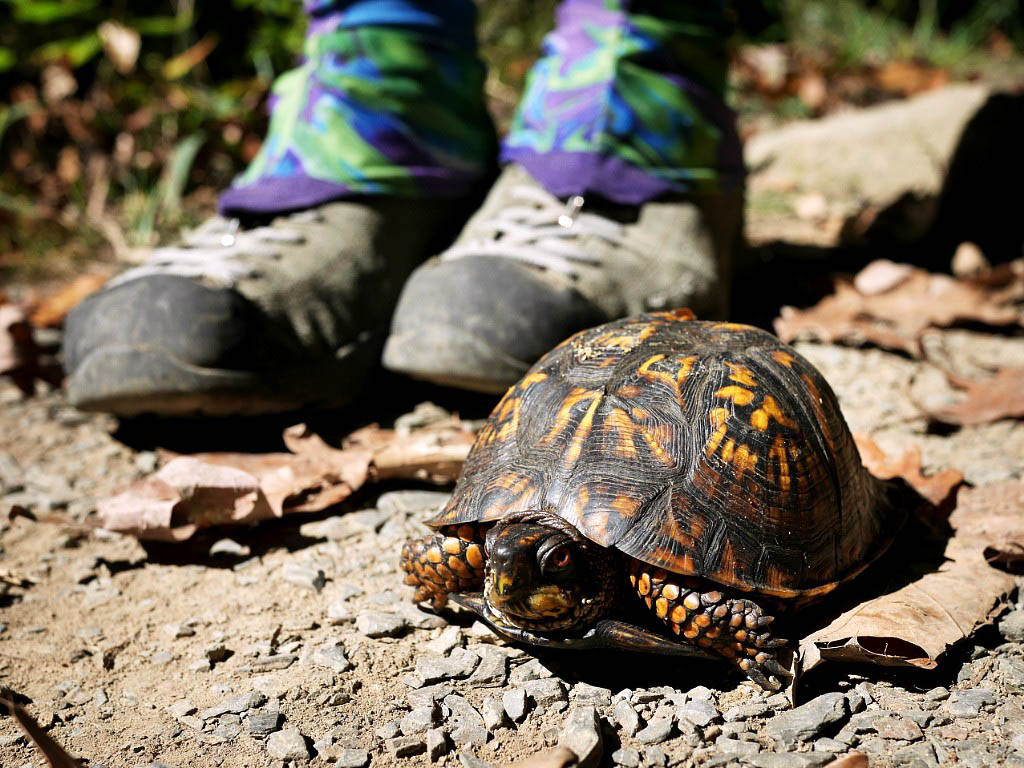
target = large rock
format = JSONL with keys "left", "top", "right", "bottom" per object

{"left": 764, "top": 692, "right": 849, "bottom": 744}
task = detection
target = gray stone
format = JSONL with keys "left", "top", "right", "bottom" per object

{"left": 678, "top": 699, "right": 719, "bottom": 727}
{"left": 310, "top": 643, "right": 352, "bottom": 673}
{"left": 644, "top": 747, "right": 669, "bottom": 767}
{"left": 356, "top": 611, "right": 408, "bottom": 638}
{"left": 280, "top": 563, "right": 326, "bottom": 592}
{"left": 415, "top": 649, "right": 479, "bottom": 683}
{"left": 686, "top": 685, "right": 714, "bottom": 701}
{"left": 813, "top": 737, "right": 845, "bottom": 753}
{"left": 480, "top": 696, "right": 507, "bottom": 732}
{"left": 947, "top": 688, "right": 996, "bottom": 717}
{"left": 845, "top": 692, "right": 866, "bottom": 714}
{"left": 715, "top": 736, "right": 760, "bottom": 755}
{"left": 407, "top": 684, "right": 454, "bottom": 709}
{"left": 247, "top": 708, "right": 282, "bottom": 736}
{"left": 245, "top": 653, "right": 297, "bottom": 672}
{"left": 573, "top": 683, "right": 612, "bottom": 707}
{"left": 503, "top": 688, "right": 527, "bottom": 722}
{"left": 1000, "top": 609, "right": 1024, "bottom": 643}
{"left": 163, "top": 623, "right": 195, "bottom": 639}
{"left": 509, "top": 658, "right": 555, "bottom": 684}
{"left": 446, "top": 694, "right": 488, "bottom": 747}
{"left": 426, "top": 728, "right": 449, "bottom": 762}
{"left": 525, "top": 678, "right": 567, "bottom": 708}
{"left": 376, "top": 720, "right": 402, "bottom": 740}
{"left": 401, "top": 705, "right": 438, "bottom": 736}
{"left": 458, "top": 752, "right": 495, "bottom": 768}
{"left": 467, "top": 648, "right": 508, "bottom": 687}
{"left": 167, "top": 699, "right": 196, "bottom": 719}
{"left": 326, "top": 602, "right": 354, "bottom": 624}
{"left": 199, "top": 691, "right": 267, "bottom": 720}
{"left": 322, "top": 747, "right": 369, "bottom": 767}
{"left": 745, "top": 753, "right": 834, "bottom": 768}
{"left": 266, "top": 728, "right": 311, "bottom": 761}
{"left": 723, "top": 701, "right": 770, "bottom": 721}
{"left": 923, "top": 687, "right": 950, "bottom": 703}
{"left": 764, "top": 692, "right": 848, "bottom": 744}
{"left": 425, "top": 627, "right": 464, "bottom": 655}
{"left": 634, "top": 717, "right": 673, "bottom": 745}
{"left": 997, "top": 657, "right": 1024, "bottom": 686}
{"left": 893, "top": 741, "right": 938, "bottom": 768}
{"left": 558, "top": 705, "right": 603, "bottom": 768}
{"left": 612, "top": 699, "right": 640, "bottom": 736}
{"left": 211, "top": 722, "right": 242, "bottom": 742}
{"left": 386, "top": 736, "right": 426, "bottom": 758}
{"left": 901, "top": 708, "right": 933, "bottom": 729}
{"left": 611, "top": 747, "right": 641, "bottom": 767}
{"left": 851, "top": 711, "right": 923, "bottom": 741}
{"left": 204, "top": 643, "right": 229, "bottom": 663}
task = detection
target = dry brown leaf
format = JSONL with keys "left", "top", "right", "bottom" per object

{"left": 505, "top": 747, "right": 577, "bottom": 768}
{"left": 775, "top": 259, "right": 1024, "bottom": 356}
{"left": 950, "top": 480, "right": 1024, "bottom": 571}
{"left": 0, "top": 695, "right": 81, "bottom": 767}
{"left": 822, "top": 753, "right": 869, "bottom": 768}
{"left": 925, "top": 366, "right": 1024, "bottom": 426}
{"left": 853, "top": 434, "right": 964, "bottom": 510}
{"left": 96, "top": 415, "right": 476, "bottom": 541}
{"left": 875, "top": 60, "right": 950, "bottom": 96}
{"left": 29, "top": 272, "right": 111, "bottom": 328}
{"left": 798, "top": 444, "right": 1016, "bottom": 675}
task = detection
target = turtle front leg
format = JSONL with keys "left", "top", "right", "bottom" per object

{"left": 402, "top": 524, "right": 486, "bottom": 610}
{"left": 628, "top": 561, "right": 789, "bottom": 690}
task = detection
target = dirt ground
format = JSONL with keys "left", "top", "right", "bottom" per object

{"left": 2, "top": 88, "right": 1024, "bottom": 768}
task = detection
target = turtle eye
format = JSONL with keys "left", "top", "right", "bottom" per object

{"left": 540, "top": 543, "right": 575, "bottom": 576}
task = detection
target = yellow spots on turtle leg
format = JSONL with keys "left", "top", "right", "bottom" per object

{"left": 716, "top": 385, "right": 755, "bottom": 406}
{"left": 725, "top": 362, "right": 758, "bottom": 388}
{"left": 655, "top": 597, "right": 669, "bottom": 619}
{"left": 465, "top": 543, "right": 485, "bottom": 570}
{"left": 771, "top": 349, "right": 797, "bottom": 368}
{"left": 425, "top": 547, "right": 443, "bottom": 564}
{"left": 441, "top": 537, "right": 463, "bottom": 555}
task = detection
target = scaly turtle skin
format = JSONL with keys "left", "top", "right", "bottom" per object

{"left": 401, "top": 310, "right": 905, "bottom": 689}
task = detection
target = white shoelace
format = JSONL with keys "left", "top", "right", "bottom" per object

{"left": 441, "top": 185, "right": 626, "bottom": 279}
{"left": 107, "top": 211, "right": 317, "bottom": 289}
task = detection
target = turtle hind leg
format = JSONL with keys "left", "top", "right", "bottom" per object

{"left": 628, "top": 560, "right": 789, "bottom": 691}
{"left": 401, "top": 524, "right": 486, "bottom": 610}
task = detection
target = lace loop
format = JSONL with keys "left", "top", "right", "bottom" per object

{"left": 441, "top": 185, "right": 624, "bottom": 279}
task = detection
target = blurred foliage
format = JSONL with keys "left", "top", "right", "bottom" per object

{"left": 0, "top": 0, "right": 1021, "bottom": 285}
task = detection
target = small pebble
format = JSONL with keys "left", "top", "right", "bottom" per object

{"left": 427, "top": 729, "right": 449, "bottom": 762}
{"left": 355, "top": 611, "right": 408, "bottom": 638}
{"left": 280, "top": 563, "right": 326, "bottom": 592}
{"left": 310, "top": 643, "right": 352, "bottom": 673}
{"left": 677, "top": 699, "right": 719, "bottom": 728}
{"left": 634, "top": 717, "right": 673, "bottom": 745}
{"left": 558, "top": 705, "right": 602, "bottom": 768}
{"left": 386, "top": 736, "right": 426, "bottom": 758}
{"left": 612, "top": 699, "right": 640, "bottom": 736}
{"left": 611, "top": 747, "right": 641, "bottom": 767}
{"left": 266, "top": 728, "right": 311, "bottom": 761}
{"left": 503, "top": 688, "right": 527, "bottom": 722}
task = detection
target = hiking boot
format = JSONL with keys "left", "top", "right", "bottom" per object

{"left": 382, "top": 164, "right": 743, "bottom": 394}
{"left": 64, "top": 196, "right": 475, "bottom": 416}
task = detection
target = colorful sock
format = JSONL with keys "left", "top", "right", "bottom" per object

{"left": 219, "top": 0, "right": 497, "bottom": 216}
{"left": 502, "top": 0, "right": 744, "bottom": 205}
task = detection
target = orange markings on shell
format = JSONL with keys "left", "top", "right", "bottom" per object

{"left": 710, "top": 407, "right": 730, "bottom": 428}
{"left": 721, "top": 439, "right": 735, "bottom": 462}
{"left": 725, "top": 362, "right": 758, "bottom": 388}
{"left": 706, "top": 424, "right": 728, "bottom": 456}
{"left": 716, "top": 385, "right": 755, "bottom": 406}
{"left": 771, "top": 349, "right": 796, "bottom": 368}
{"left": 761, "top": 394, "right": 797, "bottom": 429}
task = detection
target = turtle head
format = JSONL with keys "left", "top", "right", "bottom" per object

{"left": 483, "top": 511, "right": 617, "bottom": 632}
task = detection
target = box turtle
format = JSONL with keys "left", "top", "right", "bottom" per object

{"left": 402, "top": 310, "right": 905, "bottom": 689}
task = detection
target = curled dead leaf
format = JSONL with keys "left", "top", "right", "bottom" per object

{"left": 775, "top": 259, "right": 1024, "bottom": 356}
{"left": 854, "top": 434, "right": 964, "bottom": 510}
{"left": 925, "top": 366, "right": 1024, "bottom": 426}
{"left": 798, "top": 441, "right": 1016, "bottom": 676}
{"left": 950, "top": 479, "right": 1024, "bottom": 572}
{"left": 96, "top": 412, "right": 476, "bottom": 541}
{"left": 29, "top": 273, "right": 111, "bottom": 328}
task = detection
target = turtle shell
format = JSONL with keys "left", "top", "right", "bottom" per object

{"left": 429, "top": 310, "right": 902, "bottom": 599}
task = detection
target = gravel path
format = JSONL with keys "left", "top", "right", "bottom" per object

{"left": 1, "top": 328, "right": 1022, "bottom": 768}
